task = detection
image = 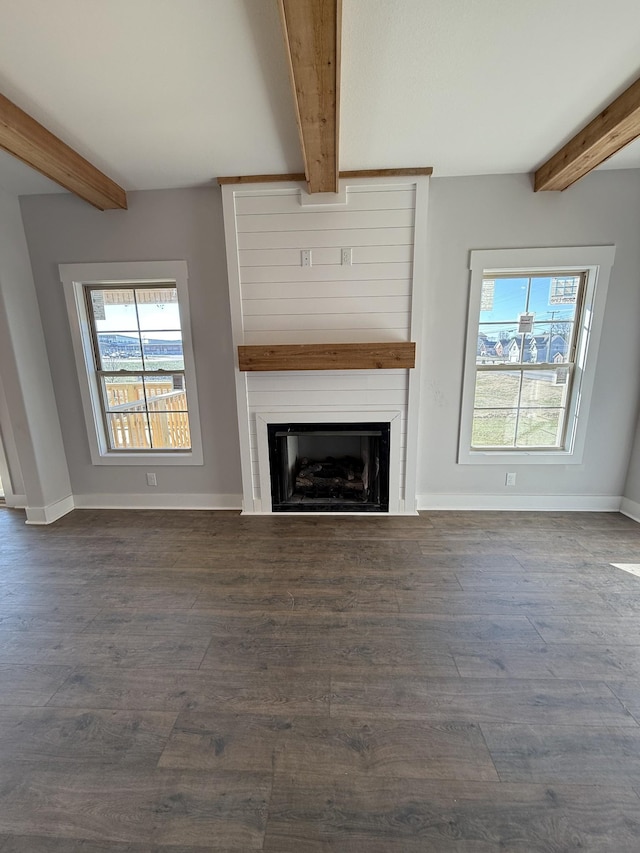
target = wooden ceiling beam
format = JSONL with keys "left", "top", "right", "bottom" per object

{"left": 278, "top": 0, "right": 341, "bottom": 194}
{"left": 535, "top": 75, "right": 640, "bottom": 192}
{"left": 0, "top": 92, "right": 127, "bottom": 210}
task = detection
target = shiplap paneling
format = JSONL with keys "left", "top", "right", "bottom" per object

{"left": 243, "top": 328, "right": 410, "bottom": 345}
{"left": 235, "top": 188, "right": 415, "bottom": 215}
{"left": 245, "top": 370, "right": 408, "bottom": 391}
{"left": 223, "top": 179, "right": 427, "bottom": 513}
{"left": 242, "top": 296, "right": 410, "bottom": 317}
{"left": 237, "top": 208, "right": 414, "bottom": 233}
{"left": 238, "top": 226, "right": 413, "bottom": 251}
{"left": 242, "top": 312, "right": 411, "bottom": 332}
{"left": 239, "top": 244, "right": 413, "bottom": 267}
{"left": 248, "top": 390, "right": 408, "bottom": 407}
{"left": 241, "top": 280, "right": 411, "bottom": 301}
{"left": 240, "top": 262, "right": 412, "bottom": 284}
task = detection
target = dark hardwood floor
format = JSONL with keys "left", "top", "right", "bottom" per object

{"left": 1, "top": 506, "right": 640, "bottom": 851}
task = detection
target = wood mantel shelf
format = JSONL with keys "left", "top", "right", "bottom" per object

{"left": 238, "top": 342, "right": 416, "bottom": 372}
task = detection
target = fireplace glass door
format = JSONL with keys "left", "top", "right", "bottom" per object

{"left": 267, "top": 422, "right": 390, "bottom": 512}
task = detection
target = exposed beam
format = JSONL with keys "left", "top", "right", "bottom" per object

{"left": 278, "top": 0, "right": 341, "bottom": 194}
{"left": 535, "top": 75, "right": 640, "bottom": 192}
{"left": 0, "top": 92, "right": 127, "bottom": 210}
{"left": 217, "top": 167, "right": 433, "bottom": 186}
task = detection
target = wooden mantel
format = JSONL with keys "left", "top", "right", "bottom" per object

{"left": 238, "top": 342, "right": 416, "bottom": 372}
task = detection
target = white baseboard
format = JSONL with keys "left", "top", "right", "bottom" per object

{"left": 620, "top": 497, "right": 640, "bottom": 523}
{"left": 72, "top": 493, "right": 243, "bottom": 511}
{"left": 25, "top": 494, "right": 75, "bottom": 525}
{"left": 416, "top": 493, "right": 623, "bottom": 512}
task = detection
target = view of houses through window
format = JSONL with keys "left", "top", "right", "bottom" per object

{"left": 472, "top": 272, "right": 584, "bottom": 449}
{"left": 86, "top": 285, "right": 192, "bottom": 451}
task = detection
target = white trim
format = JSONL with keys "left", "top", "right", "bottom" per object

{"left": 222, "top": 176, "right": 428, "bottom": 515}
{"left": 299, "top": 184, "right": 348, "bottom": 208}
{"left": 0, "top": 427, "right": 12, "bottom": 504}
{"left": 25, "top": 494, "right": 75, "bottom": 525}
{"left": 459, "top": 245, "right": 616, "bottom": 465}
{"left": 222, "top": 185, "right": 255, "bottom": 510}
{"left": 227, "top": 176, "right": 421, "bottom": 194}
{"left": 59, "top": 261, "right": 203, "bottom": 466}
{"left": 3, "top": 494, "right": 26, "bottom": 508}
{"left": 255, "top": 409, "right": 402, "bottom": 514}
{"left": 417, "top": 493, "right": 622, "bottom": 512}
{"left": 73, "top": 493, "right": 242, "bottom": 511}
{"left": 404, "top": 175, "right": 429, "bottom": 513}
{"left": 0, "top": 371, "right": 23, "bottom": 502}
{"left": 620, "top": 497, "right": 640, "bottom": 524}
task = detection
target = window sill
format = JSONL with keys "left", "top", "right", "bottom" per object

{"left": 459, "top": 449, "right": 582, "bottom": 466}
{"left": 90, "top": 449, "right": 203, "bottom": 467}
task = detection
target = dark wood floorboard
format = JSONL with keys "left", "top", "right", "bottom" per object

{"left": 482, "top": 723, "right": 640, "bottom": 784}
{"left": 1, "top": 506, "right": 640, "bottom": 851}
{"left": 263, "top": 777, "right": 640, "bottom": 852}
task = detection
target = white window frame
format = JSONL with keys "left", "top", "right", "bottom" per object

{"left": 60, "top": 260, "right": 203, "bottom": 466}
{"left": 459, "top": 246, "right": 615, "bottom": 466}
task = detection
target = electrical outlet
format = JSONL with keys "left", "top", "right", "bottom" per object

{"left": 505, "top": 472, "right": 517, "bottom": 487}
{"left": 146, "top": 472, "right": 157, "bottom": 487}
{"left": 341, "top": 247, "right": 352, "bottom": 265}
{"left": 301, "top": 249, "right": 312, "bottom": 267}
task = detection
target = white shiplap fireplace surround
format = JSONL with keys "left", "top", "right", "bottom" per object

{"left": 222, "top": 176, "right": 429, "bottom": 514}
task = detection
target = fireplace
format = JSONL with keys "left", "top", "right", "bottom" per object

{"left": 267, "top": 422, "right": 391, "bottom": 512}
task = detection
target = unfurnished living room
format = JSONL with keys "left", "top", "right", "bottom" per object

{"left": 2, "top": 1, "right": 640, "bottom": 850}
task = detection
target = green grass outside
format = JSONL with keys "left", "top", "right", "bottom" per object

{"left": 472, "top": 371, "right": 566, "bottom": 447}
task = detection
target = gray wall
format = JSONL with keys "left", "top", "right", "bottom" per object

{"left": 419, "top": 170, "right": 640, "bottom": 501}
{"left": 0, "top": 187, "right": 71, "bottom": 515}
{"left": 20, "top": 187, "right": 241, "bottom": 500}
{"left": 18, "top": 172, "right": 640, "bottom": 508}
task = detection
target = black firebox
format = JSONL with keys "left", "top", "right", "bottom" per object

{"left": 267, "top": 422, "right": 390, "bottom": 512}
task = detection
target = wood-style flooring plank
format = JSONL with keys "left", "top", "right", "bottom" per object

{"left": 0, "top": 765, "right": 270, "bottom": 849}
{"left": 0, "top": 631, "right": 210, "bottom": 669}
{"left": 344, "top": 613, "right": 545, "bottom": 646}
{"left": 482, "top": 723, "right": 640, "bottom": 784}
{"left": 530, "top": 615, "right": 640, "bottom": 644}
{"left": 48, "top": 667, "right": 331, "bottom": 714}
{"left": 0, "top": 707, "right": 177, "bottom": 767}
{"left": 264, "top": 777, "right": 640, "bottom": 852}
{"left": 0, "top": 606, "right": 102, "bottom": 633}
{"left": 606, "top": 682, "right": 640, "bottom": 725}
{"left": 0, "top": 665, "right": 73, "bottom": 706}
{"left": 1, "top": 506, "right": 640, "bottom": 850}
{"left": 395, "top": 588, "right": 616, "bottom": 616}
{"left": 452, "top": 642, "right": 640, "bottom": 680}
{"left": 273, "top": 715, "right": 499, "bottom": 781}
{"left": 598, "top": 592, "right": 640, "bottom": 616}
{"left": 0, "top": 581, "right": 201, "bottom": 610}
{"left": 0, "top": 839, "right": 221, "bottom": 852}
{"left": 330, "top": 676, "right": 636, "bottom": 725}
{"left": 158, "top": 711, "right": 292, "bottom": 773}
{"left": 455, "top": 568, "right": 639, "bottom": 592}
{"left": 194, "top": 582, "right": 399, "bottom": 614}
{"left": 515, "top": 555, "right": 628, "bottom": 572}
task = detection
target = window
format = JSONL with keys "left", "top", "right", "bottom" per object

{"left": 60, "top": 261, "right": 203, "bottom": 466}
{"left": 459, "top": 246, "right": 615, "bottom": 465}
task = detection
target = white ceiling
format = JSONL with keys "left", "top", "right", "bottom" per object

{"left": 0, "top": 0, "right": 639, "bottom": 197}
